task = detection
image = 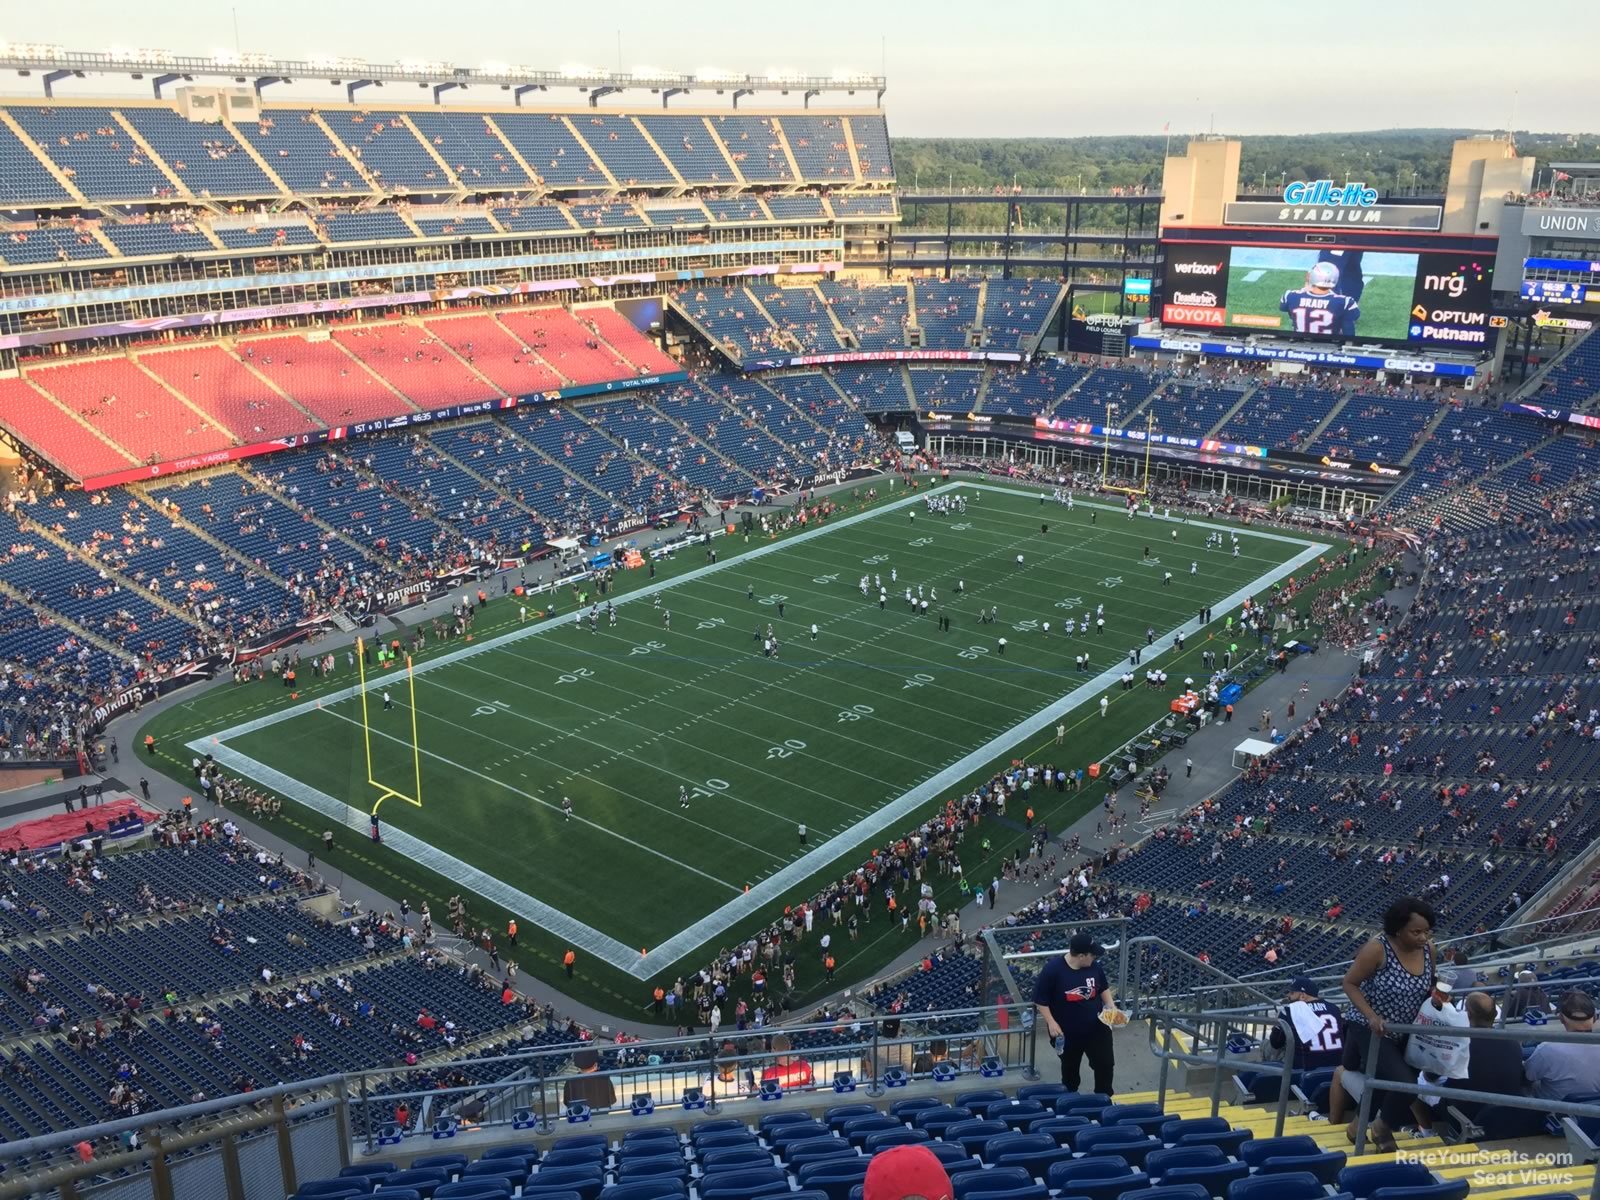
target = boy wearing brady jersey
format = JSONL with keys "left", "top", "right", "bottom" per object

{"left": 1280, "top": 260, "right": 1360, "bottom": 337}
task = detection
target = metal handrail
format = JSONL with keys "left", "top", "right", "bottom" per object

{"left": 1344, "top": 1015, "right": 1600, "bottom": 1200}
{"left": 1142, "top": 1006, "right": 1299, "bottom": 1138}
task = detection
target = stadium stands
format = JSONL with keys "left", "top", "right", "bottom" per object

{"left": 849, "top": 114, "right": 895, "bottom": 180}
{"left": 496, "top": 309, "right": 637, "bottom": 387}
{"left": 583, "top": 309, "right": 680, "bottom": 376}
{"left": 1309, "top": 391, "right": 1440, "bottom": 462}
{"left": 210, "top": 219, "right": 320, "bottom": 250}
{"left": 637, "top": 115, "right": 738, "bottom": 184}
{"left": 99, "top": 220, "right": 214, "bottom": 258}
{"left": 0, "top": 377, "right": 135, "bottom": 478}
{"left": 908, "top": 367, "right": 983, "bottom": 412}
{"left": 406, "top": 109, "right": 534, "bottom": 188}
{"left": 763, "top": 193, "right": 828, "bottom": 221}
{"left": 1141, "top": 381, "right": 1247, "bottom": 439}
{"left": 912, "top": 278, "right": 982, "bottom": 350}
{"left": 747, "top": 284, "right": 840, "bottom": 354}
{"left": 25, "top": 357, "right": 234, "bottom": 466}
{"left": 325, "top": 111, "right": 452, "bottom": 190}
{"left": 148, "top": 470, "right": 382, "bottom": 601}
{"left": 0, "top": 119, "right": 73, "bottom": 205}
{"left": 238, "top": 335, "right": 411, "bottom": 426}
{"left": 138, "top": 345, "right": 321, "bottom": 444}
{"left": 423, "top": 313, "right": 568, "bottom": 396}
{"left": 782, "top": 115, "right": 856, "bottom": 181}
{"left": 7, "top": 106, "right": 174, "bottom": 200}
{"left": 489, "top": 202, "right": 578, "bottom": 233}
{"left": 673, "top": 286, "right": 785, "bottom": 359}
{"left": 323, "top": 209, "right": 415, "bottom": 243}
{"left": 709, "top": 115, "right": 793, "bottom": 182}
{"left": 817, "top": 279, "right": 909, "bottom": 350}
{"left": 491, "top": 112, "right": 608, "bottom": 188}
{"left": 332, "top": 323, "right": 498, "bottom": 410}
{"left": 237, "top": 111, "right": 371, "bottom": 194}
{"left": 1530, "top": 327, "right": 1600, "bottom": 411}
{"left": 1216, "top": 382, "right": 1346, "bottom": 451}
{"left": 654, "top": 379, "right": 811, "bottom": 483}
{"left": 981, "top": 361, "right": 1089, "bottom": 418}
{"left": 982, "top": 279, "right": 1061, "bottom": 351}
{"left": 572, "top": 114, "right": 675, "bottom": 185}
{"left": 1058, "top": 366, "right": 1161, "bottom": 424}
{"left": 118, "top": 107, "right": 277, "bottom": 197}
{"left": 0, "top": 223, "right": 109, "bottom": 266}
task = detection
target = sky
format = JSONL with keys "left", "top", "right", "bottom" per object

{"left": 1, "top": 0, "right": 1591, "bottom": 139}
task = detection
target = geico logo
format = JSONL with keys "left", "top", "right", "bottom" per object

{"left": 1383, "top": 359, "right": 1437, "bottom": 373}
{"left": 1172, "top": 261, "right": 1223, "bottom": 276}
{"left": 1422, "top": 272, "right": 1468, "bottom": 297}
{"left": 1170, "top": 290, "right": 1219, "bottom": 306}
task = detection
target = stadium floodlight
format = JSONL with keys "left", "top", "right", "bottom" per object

{"left": 559, "top": 62, "right": 596, "bottom": 78}
{"left": 0, "top": 42, "right": 61, "bottom": 59}
{"left": 766, "top": 67, "right": 804, "bottom": 83}
{"left": 480, "top": 60, "right": 510, "bottom": 74}
{"left": 631, "top": 64, "right": 666, "bottom": 78}
{"left": 696, "top": 67, "right": 741, "bottom": 83}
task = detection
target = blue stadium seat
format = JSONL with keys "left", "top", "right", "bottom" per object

{"left": 864, "top": 1128, "right": 930, "bottom": 1152}
{"left": 825, "top": 1103, "right": 879, "bottom": 1131}
{"left": 699, "top": 1148, "right": 772, "bottom": 1172}
{"left": 953, "top": 1167, "right": 1034, "bottom": 1198}
{"left": 1239, "top": 1136, "right": 1320, "bottom": 1168}
{"left": 946, "top": 1118, "right": 1011, "bottom": 1156}
{"left": 412, "top": 1156, "right": 469, "bottom": 1175}
{"left": 340, "top": 1163, "right": 396, "bottom": 1179}
{"left": 380, "top": 1168, "right": 451, "bottom": 1195}
{"left": 481, "top": 1144, "right": 542, "bottom": 1162}
{"left": 434, "top": 1184, "right": 512, "bottom": 1200}
{"left": 1055, "top": 1092, "right": 1112, "bottom": 1115}
{"left": 1255, "top": 1151, "right": 1348, "bottom": 1184}
{"left": 295, "top": 1183, "right": 369, "bottom": 1199}
{"left": 599, "top": 1184, "right": 689, "bottom": 1200}
{"left": 1076, "top": 1126, "right": 1163, "bottom": 1166}
{"left": 696, "top": 1168, "right": 790, "bottom": 1200}
{"left": 1337, "top": 1163, "right": 1437, "bottom": 1198}
{"left": 1032, "top": 1116, "right": 1094, "bottom": 1146}
{"left": 615, "top": 1156, "right": 688, "bottom": 1181}
{"left": 1229, "top": 1171, "right": 1330, "bottom": 1200}
{"left": 1369, "top": 1185, "right": 1469, "bottom": 1200}
{"left": 985, "top": 1099, "right": 1049, "bottom": 1129}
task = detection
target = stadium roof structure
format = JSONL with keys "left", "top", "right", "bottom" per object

{"left": 0, "top": 43, "right": 886, "bottom": 106}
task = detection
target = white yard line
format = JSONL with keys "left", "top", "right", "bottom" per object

{"left": 192, "top": 481, "right": 1331, "bottom": 977}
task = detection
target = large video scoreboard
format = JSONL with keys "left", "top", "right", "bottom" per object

{"left": 1159, "top": 225, "right": 1498, "bottom": 351}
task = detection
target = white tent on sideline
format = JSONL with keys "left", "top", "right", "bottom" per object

{"left": 1231, "top": 737, "right": 1279, "bottom": 770}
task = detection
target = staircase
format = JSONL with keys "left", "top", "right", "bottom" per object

{"left": 1300, "top": 390, "right": 1356, "bottom": 450}
{"left": 0, "top": 578, "right": 134, "bottom": 663}
{"left": 1203, "top": 383, "right": 1261, "bottom": 439}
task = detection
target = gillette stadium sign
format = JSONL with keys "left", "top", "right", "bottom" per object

{"left": 1224, "top": 180, "right": 1442, "bottom": 231}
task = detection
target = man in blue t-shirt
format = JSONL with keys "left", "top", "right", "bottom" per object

{"left": 1032, "top": 931, "right": 1119, "bottom": 1094}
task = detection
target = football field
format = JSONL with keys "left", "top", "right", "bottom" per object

{"left": 1224, "top": 265, "right": 1413, "bottom": 340}
{"left": 179, "top": 483, "right": 1328, "bottom": 982}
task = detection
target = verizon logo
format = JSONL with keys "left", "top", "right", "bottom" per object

{"left": 1173, "top": 261, "right": 1223, "bottom": 276}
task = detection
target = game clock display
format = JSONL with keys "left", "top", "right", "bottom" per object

{"left": 1161, "top": 242, "right": 1494, "bottom": 349}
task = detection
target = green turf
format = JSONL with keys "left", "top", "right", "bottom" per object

{"left": 160, "top": 483, "right": 1316, "bottom": 978}
{"left": 1224, "top": 266, "right": 1413, "bottom": 341}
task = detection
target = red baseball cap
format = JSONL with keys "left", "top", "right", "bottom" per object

{"left": 864, "top": 1143, "right": 954, "bottom": 1200}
